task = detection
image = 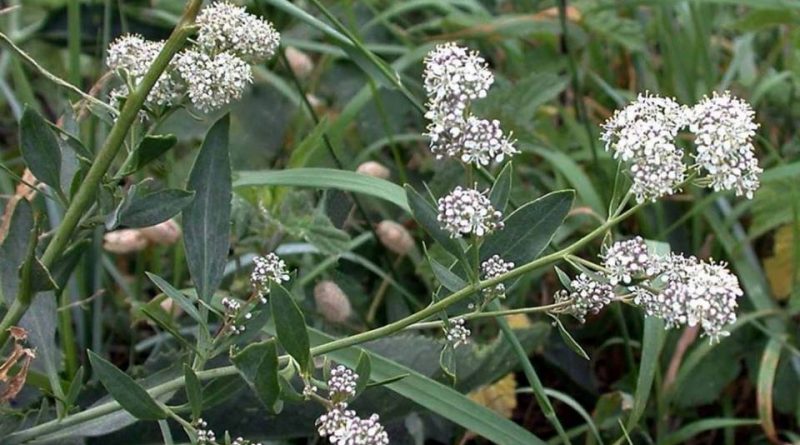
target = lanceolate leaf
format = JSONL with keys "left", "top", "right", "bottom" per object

{"left": 183, "top": 115, "right": 231, "bottom": 302}
{"left": 117, "top": 189, "right": 195, "bottom": 229}
{"left": 481, "top": 190, "right": 574, "bottom": 264}
{"left": 20, "top": 106, "right": 62, "bottom": 193}
{"left": 87, "top": 350, "right": 166, "bottom": 420}
{"left": 489, "top": 161, "right": 513, "bottom": 212}
{"left": 183, "top": 365, "right": 203, "bottom": 420}
{"left": 627, "top": 316, "right": 666, "bottom": 430}
{"left": 118, "top": 134, "right": 178, "bottom": 177}
{"left": 270, "top": 284, "right": 311, "bottom": 373}
{"left": 231, "top": 339, "right": 281, "bottom": 413}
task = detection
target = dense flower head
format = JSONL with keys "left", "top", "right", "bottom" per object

{"left": 176, "top": 50, "right": 253, "bottom": 113}
{"left": 437, "top": 186, "right": 503, "bottom": 238}
{"left": 222, "top": 296, "right": 250, "bottom": 335}
{"left": 250, "top": 252, "right": 290, "bottom": 300}
{"left": 316, "top": 403, "right": 389, "bottom": 445}
{"left": 601, "top": 236, "right": 661, "bottom": 285}
{"left": 106, "top": 35, "right": 182, "bottom": 108}
{"left": 689, "top": 91, "right": 761, "bottom": 198}
{"left": 426, "top": 111, "right": 517, "bottom": 166}
{"left": 195, "top": 418, "right": 216, "bottom": 444}
{"left": 444, "top": 317, "right": 470, "bottom": 348}
{"left": 196, "top": 1, "right": 280, "bottom": 62}
{"left": 601, "top": 93, "right": 689, "bottom": 202}
{"left": 636, "top": 254, "right": 741, "bottom": 343}
{"left": 423, "top": 42, "right": 494, "bottom": 104}
{"left": 555, "top": 273, "right": 615, "bottom": 322}
{"left": 481, "top": 255, "right": 515, "bottom": 299}
{"left": 328, "top": 365, "right": 358, "bottom": 402}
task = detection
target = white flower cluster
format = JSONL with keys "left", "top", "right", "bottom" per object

{"left": 600, "top": 236, "right": 661, "bottom": 285}
{"left": 689, "top": 92, "right": 762, "bottom": 198}
{"left": 554, "top": 273, "right": 615, "bottom": 323}
{"left": 436, "top": 186, "right": 503, "bottom": 238}
{"left": 444, "top": 317, "right": 470, "bottom": 348}
{"left": 602, "top": 91, "right": 761, "bottom": 202}
{"left": 316, "top": 404, "right": 389, "bottom": 445}
{"left": 196, "top": 1, "right": 280, "bottom": 63}
{"left": 232, "top": 438, "right": 263, "bottom": 445}
{"left": 250, "top": 253, "right": 291, "bottom": 302}
{"left": 105, "top": 2, "right": 280, "bottom": 114}
{"left": 195, "top": 418, "right": 216, "bottom": 444}
{"left": 328, "top": 365, "right": 358, "bottom": 402}
{"left": 634, "top": 254, "right": 741, "bottom": 343}
{"left": 222, "top": 296, "right": 252, "bottom": 335}
{"left": 315, "top": 365, "right": 389, "bottom": 445}
{"left": 480, "top": 254, "right": 515, "bottom": 299}
{"left": 422, "top": 43, "right": 517, "bottom": 166}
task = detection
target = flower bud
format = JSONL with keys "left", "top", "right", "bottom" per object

{"left": 356, "top": 161, "right": 390, "bottom": 179}
{"left": 103, "top": 229, "right": 148, "bottom": 254}
{"left": 375, "top": 220, "right": 414, "bottom": 256}
{"left": 314, "top": 280, "right": 352, "bottom": 323}
{"left": 139, "top": 219, "right": 182, "bottom": 245}
{"left": 285, "top": 46, "right": 314, "bottom": 78}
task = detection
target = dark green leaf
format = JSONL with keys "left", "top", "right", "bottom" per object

{"left": 627, "top": 316, "right": 665, "bottom": 429}
{"left": 489, "top": 162, "right": 513, "bottom": 212}
{"left": 481, "top": 190, "right": 574, "bottom": 264}
{"left": 28, "top": 257, "right": 57, "bottom": 292}
{"left": 20, "top": 106, "right": 62, "bottom": 192}
{"left": 118, "top": 134, "right": 178, "bottom": 177}
{"left": 146, "top": 272, "right": 202, "bottom": 323}
{"left": 550, "top": 315, "right": 589, "bottom": 360}
{"left": 354, "top": 351, "right": 371, "bottom": 397}
{"left": 231, "top": 339, "right": 281, "bottom": 413}
{"left": 428, "top": 255, "right": 467, "bottom": 293}
{"left": 65, "top": 366, "right": 84, "bottom": 409}
{"left": 270, "top": 283, "right": 311, "bottom": 373}
{"left": 117, "top": 189, "right": 195, "bottom": 229}
{"left": 0, "top": 199, "right": 33, "bottom": 305}
{"left": 87, "top": 350, "right": 167, "bottom": 420}
{"left": 183, "top": 365, "right": 202, "bottom": 420}
{"left": 184, "top": 115, "right": 231, "bottom": 302}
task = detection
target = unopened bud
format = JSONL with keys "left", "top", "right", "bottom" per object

{"left": 314, "top": 280, "right": 352, "bottom": 323}
{"left": 285, "top": 46, "right": 314, "bottom": 78}
{"left": 376, "top": 220, "right": 414, "bottom": 256}
{"left": 139, "top": 219, "right": 182, "bottom": 245}
{"left": 356, "top": 161, "right": 390, "bottom": 179}
{"left": 103, "top": 229, "right": 148, "bottom": 254}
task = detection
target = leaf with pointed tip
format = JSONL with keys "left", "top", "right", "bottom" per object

{"left": 183, "top": 115, "right": 231, "bottom": 302}
{"left": 118, "top": 134, "right": 178, "bottom": 177}
{"left": 354, "top": 351, "right": 372, "bottom": 397}
{"left": 20, "top": 106, "right": 62, "bottom": 192}
{"left": 183, "top": 365, "right": 202, "bottom": 420}
{"left": 87, "top": 350, "right": 167, "bottom": 420}
{"left": 489, "top": 162, "right": 513, "bottom": 212}
{"left": 231, "top": 339, "right": 281, "bottom": 413}
{"left": 146, "top": 272, "right": 202, "bottom": 323}
{"left": 116, "top": 189, "right": 195, "bottom": 229}
{"left": 270, "top": 284, "right": 311, "bottom": 373}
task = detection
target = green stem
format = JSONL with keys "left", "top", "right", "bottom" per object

{"left": 404, "top": 300, "right": 572, "bottom": 330}
{"left": 0, "top": 0, "right": 203, "bottom": 351}
{"left": 7, "top": 201, "right": 645, "bottom": 443}
{"left": 67, "top": 0, "right": 81, "bottom": 91}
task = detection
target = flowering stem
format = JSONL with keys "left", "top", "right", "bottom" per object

{"left": 0, "top": 0, "right": 203, "bottom": 351}
{"left": 6, "top": 201, "right": 646, "bottom": 444}
{"left": 403, "top": 301, "right": 573, "bottom": 330}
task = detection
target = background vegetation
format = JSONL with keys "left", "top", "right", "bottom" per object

{"left": 1, "top": 0, "right": 799, "bottom": 444}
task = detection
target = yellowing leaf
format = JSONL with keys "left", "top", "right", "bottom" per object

{"left": 763, "top": 224, "right": 800, "bottom": 300}
{"left": 468, "top": 373, "right": 518, "bottom": 419}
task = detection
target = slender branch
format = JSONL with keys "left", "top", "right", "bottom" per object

{"left": 404, "top": 300, "right": 572, "bottom": 330}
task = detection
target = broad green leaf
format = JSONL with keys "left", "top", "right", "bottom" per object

{"left": 231, "top": 339, "right": 281, "bottom": 413}
{"left": 235, "top": 168, "right": 409, "bottom": 212}
{"left": 626, "top": 316, "right": 665, "bottom": 430}
{"left": 270, "top": 284, "right": 311, "bottom": 373}
{"left": 116, "top": 189, "right": 195, "bottom": 229}
{"left": 118, "top": 134, "right": 178, "bottom": 177}
{"left": 146, "top": 272, "right": 202, "bottom": 323}
{"left": 20, "top": 106, "right": 62, "bottom": 192}
{"left": 184, "top": 115, "right": 231, "bottom": 302}
{"left": 310, "top": 330, "right": 547, "bottom": 445}
{"left": 183, "top": 365, "right": 202, "bottom": 420}
{"left": 0, "top": 199, "right": 33, "bottom": 305}
{"left": 87, "top": 350, "right": 167, "bottom": 420}
{"left": 489, "top": 161, "right": 513, "bottom": 212}
{"left": 481, "top": 190, "right": 574, "bottom": 264}
{"left": 406, "top": 185, "right": 465, "bottom": 262}
{"left": 354, "top": 351, "right": 372, "bottom": 397}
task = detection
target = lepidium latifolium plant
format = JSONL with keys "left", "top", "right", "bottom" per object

{"left": 0, "top": 0, "right": 770, "bottom": 443}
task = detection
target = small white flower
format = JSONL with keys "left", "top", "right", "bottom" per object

{"left": 176, "top": 50, "right": 252, "bottom": 113}
{"left": 480, "top": 255, "right": 515, "bottom": 299}
{"left": 106, "top": 35, "right": 182, "bottom": 108}
{"left": 222, "top": 296, "right": 249, "bottom": 335}
{"left": 195, "top": 418, "right": 216, "bottom": 444}
{"left": 328, "top": 365, "right": 358, "bottom": 402}
{"left": 315, "top": 403, "right": 390, "bottom": 445}
{"left": 196, "top": 1, "right": 280, "bottom": 63}
{"left": 444, "top": 317, "right": 470, "bottom": 348}
{"left": 689, "top": 91, "right": 761, "bottom": 199}
{"left": 250, "top": 252, "right": 290, "bottom": 299}
{"left": 423, "top": 42, "right": 494, "bottom": 105}
{"left": 437, "top": 186, "right": 503, "bottom": 238}
{"left": 555, "top": 273, "right": 615, "bottom": 322}
{"left": 600, "top": 236, "right": 661, "bottom": 285}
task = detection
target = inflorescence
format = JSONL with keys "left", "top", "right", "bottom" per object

{"left": 314, "top": 365, "right": 389, "bottom": 445}
{"left": 602, "top": 91, "right": 761, "bottom": 202}
{"left": 106, "top": 1, "right": 280, "bottom": 114}
{"left": 437, "top": 185, "right": 503, "bottom": 238}
{"left": 194, "top": 418, "right": 262, "bottom": 445}
{"left": 422, "top": 43, "right": 517, "bottom": 166}
{"left": 480, "top": 255, "right": 515, "bottom": 300}
{"left": 444, "top": 317, "right": 471, "bottom": 348}
{"left": 250, "top": 252, "right": 291, "bottom": 302}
